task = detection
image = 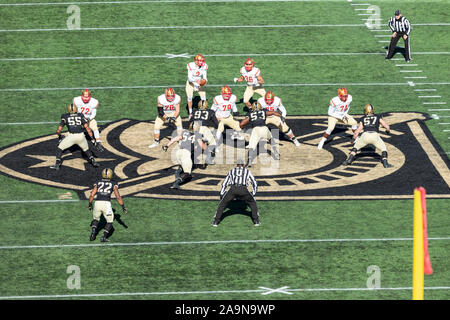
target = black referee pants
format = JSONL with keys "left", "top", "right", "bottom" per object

{"left": 214, "top": 186, "right": 259, "bottom": 222}
{"left": 386, "top": 32, "right": 411, "bottom": 61}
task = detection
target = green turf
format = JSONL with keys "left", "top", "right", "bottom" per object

{"left": 0, "top": 0, "right": 449, "bottom": 301}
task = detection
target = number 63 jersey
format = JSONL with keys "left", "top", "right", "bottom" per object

{"left": 94, "top": 179, "right": 118, "bottom": 201}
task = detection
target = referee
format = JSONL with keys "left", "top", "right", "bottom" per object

{"left": 386, "top": 10, "right": 412, "bottom": 62}
{"left": 211, "top": 159, "right": 260, "bottom": 227}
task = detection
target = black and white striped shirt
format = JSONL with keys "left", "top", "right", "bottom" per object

{"left": 388, "top": 16, "right": 411, "bottom": 35}
{"left": 220, "top": 167, "right": 258, "bottom": 196}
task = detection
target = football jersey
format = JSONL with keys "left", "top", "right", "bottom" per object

{"left": 73, "top": 96, "right": 99, "bottom": 120}
{"left": 187, "top": 62, "right": 208, "bottom": 83}
{"left": 211, "top": 95, "right": 238, "bottom": 118}
{"left": 59, "top": 113, "right": 88, "bottom": 134}
{"left": 94, "top": 179, "right": 118, "bottom": 201}
{"left": 257, "top": 96, "right": 287, "bottom": 117}
{"left": 246, "top": 109, "right": 268, "bottom": 128}
{"left": 328, "top": 95, "right": 353, "bottom": 119}
{"left": 191, "top": 109, "right": 218, "bottom": 128}
{"left": 178, "top": 130, "right": 203, "bottom": 152}
{"left": 240, "top": 66, "right": 261, "bottom": 87}
{"left": 360, "top": 114, "right": 382, "bottom": 133}
{"left": 158, "top": 94, "right": 181, "bottom": 115}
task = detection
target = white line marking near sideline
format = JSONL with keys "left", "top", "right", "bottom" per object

{"left": 2, "top": 82, "right": 450, "bottom": 92}
{"left": 0, "top": 199, "right": 80, "bottom": 204}
{"left": 373, "top": 35, "right": 391, "bottom": 37}
{"left": 414, "top": 89, "right": 437, "bottom": 91}
{"left": 396, "top": 64, "right": 418, "bottom": 67}
{"left": 0, "top": 286, "right": 449, "bottom": 300}
{"left": 423, "top": 102, "right": 447, "bottom": 105}
{"left": 0, "top": 120, "right": 112, "bottom": 125}
{"left": 428, "top": 109, "right": 450, "bottom": 111}
{"left": 1, "top": 23, "right": 449, "bottom": 33}
{"left": 0, "top": 0, "right": 338, "bottom": 6}
{"left": 404, "top": 76, "right": 427, "bottom": 79}
{"left": 418, "top": 96, "right": 442, "bottom": 98}
{"left": 3, "top": 51, "right": 450, "bottom": 62}
{"left": 400, "top": 70, "right": 423, "bottom": 72}
{"left": 1, "top": 237, "right": 449, "bottom": 250}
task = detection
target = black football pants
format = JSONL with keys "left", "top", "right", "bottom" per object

{"left": 386, "top": 32, "right": 411, "bottom": 61}
{"left": 214, "top": 186, "right": 259, "bottom": 222}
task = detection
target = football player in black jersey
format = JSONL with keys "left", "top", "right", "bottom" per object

{"left": 188, "top": 100, "right": 218, "bottom": 164}
{"left": 343, "top": 104, "right": 394, "bottom": 168}
{"left": 163, "top": 128, "right": 208, "bottom": 189}
{"left": 88, "top": 168, "right": 127, "bottom": 242}
{"left": 240, "top": 102, "right": 282, "bottom": 167}
{"left": 50, "top": 104, "right": 99, "bottom": 170}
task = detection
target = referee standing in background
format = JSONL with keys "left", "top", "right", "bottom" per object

{"left": 386, "top": 10, "right": 412, "bottom": 62}
{"left": 211, "top": 159, "right": 260, "bottom": 227}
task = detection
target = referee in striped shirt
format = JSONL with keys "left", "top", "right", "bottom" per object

{"left": 386, "top": 10, "right": 412, "bottom": 62}
{"left": 211, "top": 159, "right": 260, "bottom": 227}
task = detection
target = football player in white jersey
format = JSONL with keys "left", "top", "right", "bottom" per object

{"left": 186, "top": 54, "right": 208, "bottom": 118}
{"left": 234, "top": 58, "right": 266, "bottom": 109}
{"left": 73, "top": 89, "right": 104, "bottom": 152}
{"left": 317, "top": 87, "right": 358, "bottom": 150}
{"left": 149, "top": 88, "right": 183, "bottom": 148}
{"left": 211, "top": 86, "right": 244, "bottom": 145}
{"left": 257, "top": 91, "right": 300, "bottom": 146}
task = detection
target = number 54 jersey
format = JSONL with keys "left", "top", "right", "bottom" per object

{"left": 94, "top": 179, "right": 118, "bottom": 201}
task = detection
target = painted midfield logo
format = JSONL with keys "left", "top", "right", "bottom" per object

{"left": 0, "top": 113, "right": 448, "bottom": 200}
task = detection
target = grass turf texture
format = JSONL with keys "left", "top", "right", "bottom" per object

{"left": 0, "top": 0, "right": 449, "bottom": 300}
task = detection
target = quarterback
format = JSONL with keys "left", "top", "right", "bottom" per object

{"left": 186, "top": 54, "right": 208, "bottom": 118}
{"left": 149, "top": 88, "right": 183, "bottom": 148}
{"left": 317, "top": 87, "right": 358, "bottom": 150}
{"left": 234, "top": 58, "right": 265, "bottom": 109}
{"left": 73, "top": 89, "right": 104, "bottom": 152}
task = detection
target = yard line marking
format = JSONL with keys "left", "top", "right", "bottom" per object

{"left": 438, "top": 123, "right": 450, "bottom": 125}
{"left": 1, "top": 237, "right": 449, "bottom": 250}
{"left": 391, "top": 58, "right": 404, "bottom": 60}
{"left": 0, "top": 120, "right": 112, "bottom": 125}
{"left": 2, "top": 51, "right": 450, "bottom": 62}
{"left": 400, "top": 70, "right": 423, "bottom": 73}
{"left": 418, "top": 96, "right": 442, "bottom": 98}
{"left": 370, "top": 30, "right": 391, "bottom": 32}
{"left": 3, "top": 82, "right": 450, "bottom": 92}
{"left": 1, "top": 23, "right": 449, "bottom": 33}
{"left": 396, "top": 64, "right": 418, "bottom": 67}
{"left": 358, "top": 14, "right": 372, "bottom": 16}
{"left": 354, "top": 9, "right": 371, "bottom": 11}
{"left": 259, "top": 286, "right": 293, "bottom": 295}
{"left": 0, "top": 286, "right": 449, "bottom": 300}
{"left": 0, "top": 0, "right": 341, "bottom": 6}
{"left": 350, "top": 3, "right": 371, "bottom": 5}
{"left": 414, "top": 89, "right": 437, "bottom": 91}
{"left": 0, "top": 199, "right": 81, "bottom": 204}
{"left": 423, "top": 102, "right": 447, "bottom": 105}
{"left": 404, "top": 76, "right": 427, "bottom": 79}
{"left": 374, "top": 35, "right": 392, "bottom": 37}
{"left": 378, "top": 41, "right": 391, "bottom": 43}
{"left": 443, "top": 130, "right": 450, "bottom": 132}
{"left": 428, "top": 109, "right": 450, "bottom": 111}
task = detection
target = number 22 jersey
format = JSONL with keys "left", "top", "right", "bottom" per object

{"left": 94, "top": 179, "right": 118, "bottom": 201}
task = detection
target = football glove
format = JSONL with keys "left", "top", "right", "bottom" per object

{"left": 88, "top": 202, "right": 93, "bottom": 211}
{"left": 162, "top": 145, "right": 169, "bottom": 152}
{"left": 233, "top": 111, "right": 239, "bottom": 117}
{"left": 386, "top": 129, "right": 391, "bottom": 135}
{"left": 122, "top": 204, "right": 127, "bottom": 214}
{"left": 233, "top": 77, "right": 238, "bottom": 83}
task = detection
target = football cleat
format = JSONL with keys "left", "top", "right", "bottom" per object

{"left": 253, "top": 219, "right": 261, "bottom": 226}
{"left": 211, "top": 220, "right": 218, "bottom": 227}
{"left": 50, "top": 161, "right": 62, "bottom": 170}
{"left": 101, "top": 168, "right": 114, "bottom": 180}
{"left": 364, "top": 104, "right": 375, "bottom": 115}
{"left": 90, "top": 230, "right": 97, "bottom": 241}
{"left": 338, "top": 87, "right": 348, "bottom": 102}
{"left": 264, "top": 91, "right": 275, "bottom": 105}
{"left": 194, "top": 54, "right": 204, "bottom": 67}
{"left": 81, "top": 89, "right": 91, "bottom": 103}
{"left": 382, "top": 159, "right": 394, "bottom": 168}
{"left": 100, "top": 235, "right": 109, "bottom": 242}
{"left": 90, "top": 158, "right": 100, "bottom": 168}
{"left": 68, "top": 103, "right": 77, "bottom": 114}
{"left": 165, "top": 87, "right": 176, "bottom": 102}
{"left": 96, "top": 142, "right": 105, "bottom": 152}
{"left": 171, "top": 179, "right": 181, "bottom": 189}
{"left": 244, "top": 58, "right": 255, "bottom": 72}
{"left": 293, "top": 139, "right": 301, "bottom": 147}
{"left": 221, "top": 85, "right": 232, "bottom": 100}
{"left": 149, "top": 141, "right": 160, "bottom": 148}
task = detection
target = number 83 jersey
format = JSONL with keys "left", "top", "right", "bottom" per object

{"left": 60, "top": 112, "right": 89, "bottom": 133}
{"left": 94, "top": 179, "right": 118, "bottom": 201}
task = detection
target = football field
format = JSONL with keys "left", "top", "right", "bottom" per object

{"left": 0, "top": 0, "right": 449, "bottom": 302}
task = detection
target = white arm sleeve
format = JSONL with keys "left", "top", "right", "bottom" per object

{"left": 278, "top": 104, "right": 287, "bottom": 118}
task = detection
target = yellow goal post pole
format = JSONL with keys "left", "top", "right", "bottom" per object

{"left": 412, "top": 188, "right": 424, "bottom": 300}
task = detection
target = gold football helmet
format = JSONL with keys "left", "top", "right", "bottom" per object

{"left": 68, "top": 103, "right": 77, "bottom": 114}
{"left": 101, "top": 168, "right": 114, "bottom": 180}
{"left": 198, "top": 100, "right": 208, "bottom": 109}
{"left": 364, "top": 104, "right": 375, "bottom": 115}
{"left": 250, "top": 102, "right": 261, "bottom": 111}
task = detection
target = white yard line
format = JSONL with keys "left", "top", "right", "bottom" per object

{"left": 423, "top": 102, "right": 447, "bottom": 105}
{"left": 418, "top": 96, "right": 442, "bottom": 98}
{"left": 400, "top": 70, "right": 423, "bottom": 73}
{"left": 404, "top": 76, "right": 427, "bottom": 79}
{"left": 1, "top": 23, "right": 449, "bottom": 33}
{"left": 1, "top": 236, "right": 449, "bottom": 250}
{"left": 2, "top": 52, "right": 449, "bottom": 62}
{"left": 414, "top": 89, "right": 437, "bottom": 91}
{"left": 0, "top": 199, "right": 80, "bottom": 204}
{"left": 396, "top": 64, "right": 418, "bottom": 67}
{"left": 1, "top": 286, "right": 449, "bottom": 300}
{"left": 0, "top": 120, "right": 112, "bottom": 125}
{"left": 428, "top": 109, "right": 450, "bottom": 111}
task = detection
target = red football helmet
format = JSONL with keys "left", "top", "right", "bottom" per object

{"left": 265, "top": 91, "right": 275, "bottom": 105}
{"left": 194, "top": 54, "right": 204, "bottom": 67}
{"left": 81, "top": 89, "right": 91, "bottom": 103}
{"left": 338, "top": 87, "right": 348, "bottom": 102}
{"left": 165, "top": 87, "right": 175, "bottom": 102}
{"left": 244, "top": 58, "right": 254, "bottom": 72}
{"left": 221, "top": 85, "right": 232, "bottom": 100}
